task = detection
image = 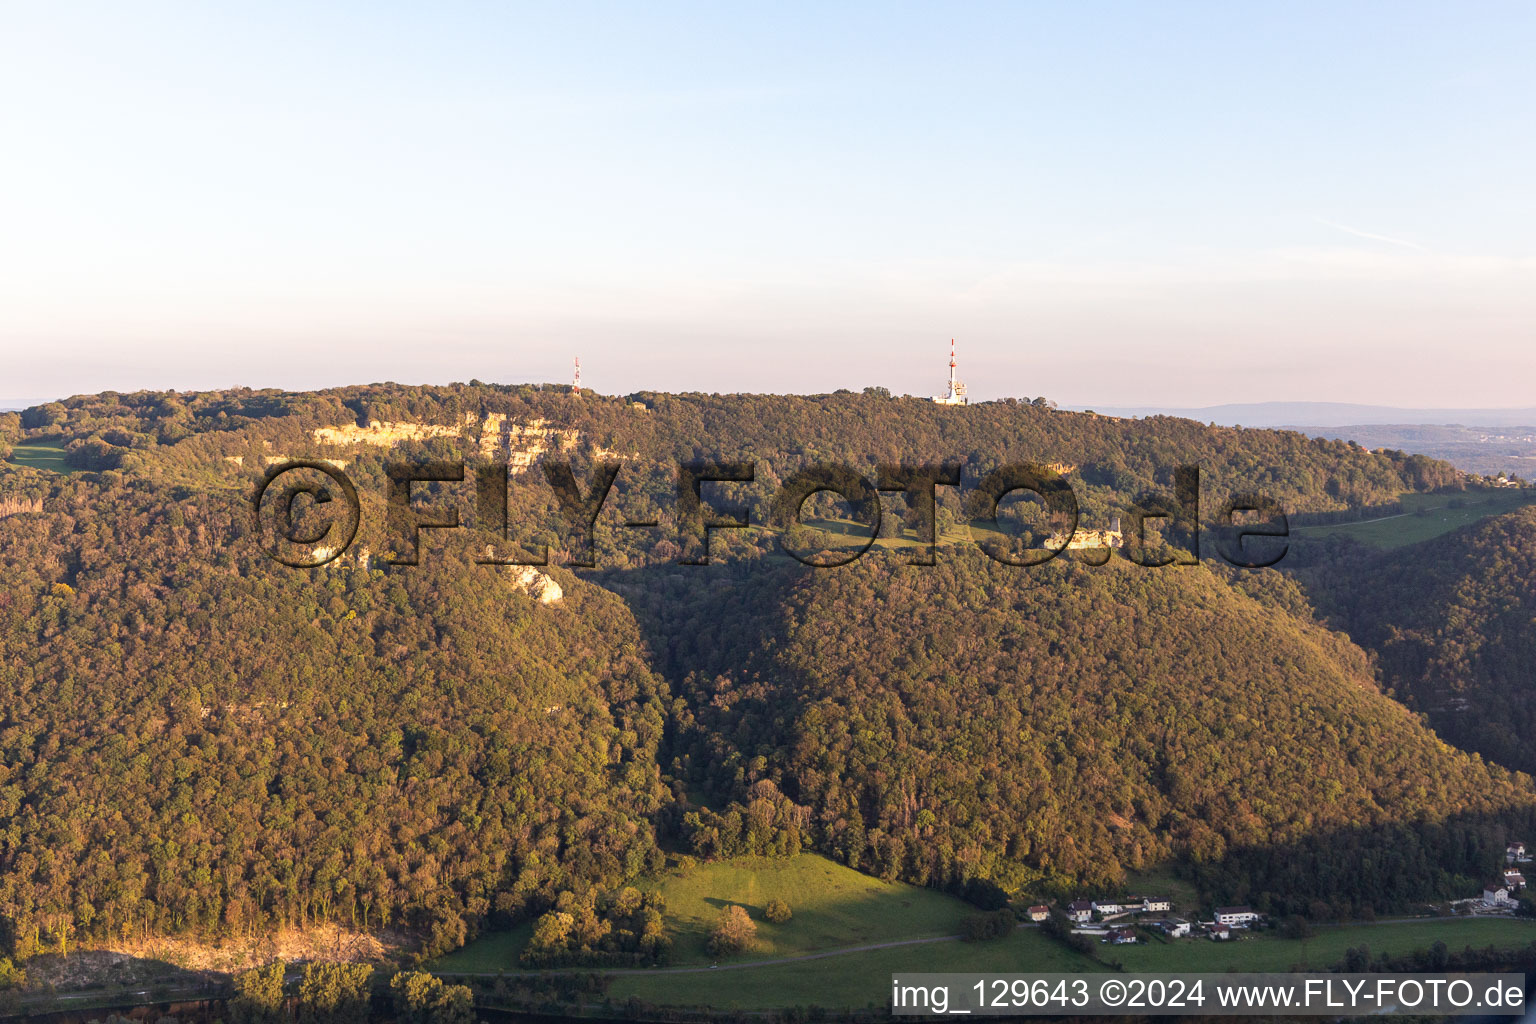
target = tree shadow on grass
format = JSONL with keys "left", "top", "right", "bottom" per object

{"left": 702, "top": 897, "right": 764, "bottom": 917}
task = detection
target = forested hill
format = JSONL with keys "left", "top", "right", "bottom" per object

{"left": 0, "top": 385, "right": 1525, "bottom": 961}
{"left": 0, "top": 476, "right": 671, "bottom": 960}
{"left": 631, "top": 549, "right": 1535, "bottom": 915}
{"left": 3, "top": 384, "right": 1468, "bottom": 526}
{"left": 1314, "top": 507, "right": 1536, "bottom": 776}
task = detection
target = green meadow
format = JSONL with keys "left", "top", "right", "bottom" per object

{"left": 605, "top": 926, "right": 1094, "bottom": 1012}
{"left": 1293, "top": 489, "right": 1536, "bottom": 549}
{"left": 1112, "top": 917, "right": 1536, "bottom": 973}
{"left": 433, "top": 853, "right": 975, "bottom": 974}
{"left": 6, "top": 440, "right": 72, "bottom": 473}
{"left": 430, "top": 921, "right": 537, "bottom": 974}
{"left": 607, "top": 916, "right": 1536, "bottom": 1012}
{"left": 636, "top": 854, "right": 970, "bottom": 965}
{"left": 433, "top": 852, "right": 1536, "bottom": 1014}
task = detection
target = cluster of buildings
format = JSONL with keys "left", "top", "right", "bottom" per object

{"left": 1059, "top": 895, "right": 1174, "bottom": 924}
{"left": 1481, "top": 851, "right": 1528, "bottom": 908}
{"left": 1029, "top": 894, "right": 1260, "bottom": 944}
{"left": 1023, "top": 842, "right": 1533, "bottom": 942}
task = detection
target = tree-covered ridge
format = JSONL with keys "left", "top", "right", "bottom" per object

{"left": 0, "top": 475, "right": 671, "bottom": 960}
{"left": 638, "top": 550, "right": 1535, "bottom": 905}
{"left": 1317, "top": 507, "right": 1536, "bottom": 776}
{"left": 8, "top": 384, "right": 1463, "bottom": 526}
{"left": 0, "top": 385, "right": 1524, "bottom": 964}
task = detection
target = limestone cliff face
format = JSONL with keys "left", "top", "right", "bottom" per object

{"left": 510, "top": 565, "right": 563, "bottom": 603}
{"left": 310, "top": 415, "right": 589, "bottom": 476}
{"left": 477, "top": 413, "right": 510, "bottom": 459}
{"left": 303, "top": 415, "right": 633, "bottom": 485}
{"left": 311, "top": 419, "right": 468, "bottom": 446}
{"left": 0, "top": 495, "right": 44, "bottom": 519}
{"left": 478, "top": 415, "right": 580, "bottom": 474}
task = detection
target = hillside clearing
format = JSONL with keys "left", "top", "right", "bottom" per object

{"left": 6, "top": 441, "right": 72, "bottom": 473}
{"left": 1293, "top": 490, "right": 1536, "bottom": 549}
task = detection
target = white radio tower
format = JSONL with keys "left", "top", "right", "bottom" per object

{"left": 931, "top": 339, "right": 968, "bottom": 405}
{"left": 573, "top": 356, "right": 582, "bottom": 395}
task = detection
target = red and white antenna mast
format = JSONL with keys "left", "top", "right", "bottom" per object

{"left": 932, "top": 338, "right": 968, "bottom": 405}
{"left": 573, "top": 356, "right": 582, "bottom": 395}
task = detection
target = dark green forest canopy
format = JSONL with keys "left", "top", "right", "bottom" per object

{"left": 632, "top": 549, "right": 1534, "bottom": 908}
{"left": 0, "top": 385, "right": 1528, "bottom": 961}
{"left": 0, "top": 479, "right": 669, "bottom": 959}
{"left": 1310, "top": 506, "right": 1536, "bottom": 776}
{"left": 6, "top": 384, "right": 1463, "bottom": 522}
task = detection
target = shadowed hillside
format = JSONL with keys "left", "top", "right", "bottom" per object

{"left": 1312, "top": 506, "right": 1536, "bottom": 776}
{"left": 611, "top": 549, "right": 1536, "bottom": 904}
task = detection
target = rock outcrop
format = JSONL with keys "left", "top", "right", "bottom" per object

{"left": 312, "top": 418, "right": 468, "bottom": 447}
{"left": 510, "top": 565, "right": 563, "bottom": 603}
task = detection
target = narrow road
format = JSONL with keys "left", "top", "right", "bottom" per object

{"left": 1293, "top": 506, "right": 1441, "bottom": 531}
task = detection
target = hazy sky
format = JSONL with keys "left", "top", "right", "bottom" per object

{"left": 3, "top": 2, "right": 1534, "bottom": 406}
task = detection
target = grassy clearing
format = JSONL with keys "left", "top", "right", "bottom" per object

{"left": 429, "top": 922, "right": 535, "bottom": 973}
{"left": 606, "top": 927, "right": 1094, "bottom": 1011}
{"left": 433, "top": 854, "right": 1536, "bottom": 1013}
{"left": 6, "top": 441, "right": 72, "bottom": 473}
{"left": 1113, "top": 917, "right": 1536, "bottom": 973}
{"left": 430, "top": 853, "right": 974, "bottom": 974}
{"left": 1293, "top": 490, "right": 1536, "bottom": 549}
{"left": 638, "top": 854, "right": 971, "bottom": 965}
{"left": 609, "top": 918, "right": 1536, "bottom": 1012}
{"left": 760, "top": 516, "right": 972, "bottom": 555}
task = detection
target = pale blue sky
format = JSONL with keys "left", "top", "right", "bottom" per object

{"left": 3, "top": 2, "right": 1534, "bottom": 405}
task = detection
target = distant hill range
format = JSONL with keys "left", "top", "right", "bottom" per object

{"left": 1297, "top": 424, "right": 1536, "bottom": 479}
{"left": 1082, "top": 401, "right": 1536, "bottom": 429}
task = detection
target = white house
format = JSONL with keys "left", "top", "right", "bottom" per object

{"left": 1140, "top": 896, "right": 1172, "bottom": 913}
{"left": 1209, "top": 923, "right": 1232, "bottom": 941}
{"left": 1503, "top": 870, "right": 1526, "bottom": 891}
{"left": 1067, "top": 899, "right": 1094, "bottom": 924}
{"left": 1508, "top": 842, "right": 1529, "bottom": 864}
{"left": 1026, "top": 905, "right": 1050, "bottom": 922}
{"left": 1092, "top": 899, "right": 1126, "bottom": 915}
{"left": 1107, "top": 927, "right": 1138, "bottom": 945}
{"left": 1214, "top": 906, "right": 1259, "bottom": 927}
{"left": 1483, "top": 882, "right": 1513, "bottom": 906}
{"left": 1156, "top": 918, "right": 1191, "bottom": 938}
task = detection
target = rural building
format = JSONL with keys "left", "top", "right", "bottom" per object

{"left": 1483, "top": 882, "right": 1513, "bottom": 906}
{"left": 1092, "top": 899, "right": 1127, "bottom": 915}
{"left": 1026, "top": 905, "right": 1050, "bottom": 922}
{"left": 1067, "top": 899, "right": 1094, "bottom": 923}
{"left": 1051, "top": 523, "right": 1125, "bottom": 551}
{"left": 1107, "top": 928, "right": 1138, "bottom": 945}
{"left": 1503, "top": 870, "right": 1526, "bottom": 891}
{"left": 1209, "top": 923, "right": 1232, "bottom": 941}
{"left": 1159, "top": 918, "right": 1191, "bottom": 938}
{"left": 1140, "top": 896, "right": 1172, "bottom": 912}
{"left": 1509, "top": 842, "right": 1529, "bottom": 863}
{"left": 1214, "top": 906, "right": 1258, "bottom": 926}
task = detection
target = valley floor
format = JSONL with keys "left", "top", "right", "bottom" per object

{"left": 430, "top": 854, "right": 1536, "bottom": 1014}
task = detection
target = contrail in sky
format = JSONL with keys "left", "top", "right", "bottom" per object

{"left": 1313, "top": 216, "right": 1430, "bottom": 252}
